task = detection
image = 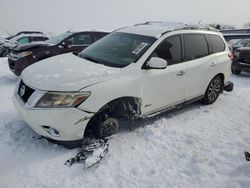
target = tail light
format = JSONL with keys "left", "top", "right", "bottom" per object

{"left": 228, "top": 52, "right": 234, "bottom": 61}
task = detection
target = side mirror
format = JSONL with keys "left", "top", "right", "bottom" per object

{"left": 147, "top": 57, "right": 167, "bottom": 69}
{"left": 61, "top": 40, "right": 72, "bottom": 48}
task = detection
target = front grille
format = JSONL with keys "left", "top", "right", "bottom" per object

{"left": 18, "top": 80, "right": 35, "bottom": 103}
{"left": 241, "top": 52, "right": 250, "bottom": 64}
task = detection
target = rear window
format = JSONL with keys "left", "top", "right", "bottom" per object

{"left": 206, "top": 34, "right": 225, "bottom": 53}
{"left": 184, "top": 34, "right": 209, "bottom": 61}
{"left": 32, "top": 36, "right": 48, "bottom": 42}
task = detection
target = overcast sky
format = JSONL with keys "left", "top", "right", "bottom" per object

{"left": 0, "top": 0, "right": 250, "bottom": 36}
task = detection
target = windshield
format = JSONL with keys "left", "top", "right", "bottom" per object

{"left": 46, "top": 32, "right": 72, "bottom": 44}
{"left": 9, "top": 35, "right": 22, "bottom": 43}
{"left": 79, "top": 32, "right": 156, "bottom": 68}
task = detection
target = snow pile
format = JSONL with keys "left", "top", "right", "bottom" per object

{"left": 0, "top": 57, "right": 250, "bottom": 188}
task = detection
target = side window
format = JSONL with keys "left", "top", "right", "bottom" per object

{"left": 68, "top": 33, "right": 92, "bottom": 45}
{"left": 95, "top": 32, "right": 108, "bottom": 41}
{"left": 17, "top": 37, "right": 30, "bottom": 44}
{"left": 31, "top": 37, "right": 48, "bottom": 42}
{"left": 206, "top": 34, "right": 225, "bottom": 53}
{"left": 152, "top": 35, "right": 182, "bottom": 66}
{"left": 184, "top": 34, "right": 208, "bottom": 61}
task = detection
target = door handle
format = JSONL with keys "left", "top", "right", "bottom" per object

{"left": 177, "top": 70, "right": 185, "bottom": 76}
{"left": 210, "top": 62, "right": 217, "bottom": 67}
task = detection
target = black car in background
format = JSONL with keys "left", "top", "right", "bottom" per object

{"left": 8, "top": 31, "right": 108, "bottom": 76}
{"left": 0, "top": 33, "right": 49, "bottom": 57}
{"left": 232, "top": 45, "right": 250, "bottom": 74}
{"left": 231, "top": 38, "right": 250, "bottom": 52}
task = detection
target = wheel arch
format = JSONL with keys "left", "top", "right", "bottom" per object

{"left": 83, "top": 96, "right": 142, "bottom": 137}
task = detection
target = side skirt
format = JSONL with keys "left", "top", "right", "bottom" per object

{"left": 141, "top": 95, "right": 204, "bottom": 119}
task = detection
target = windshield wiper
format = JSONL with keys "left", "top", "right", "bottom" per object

{"left": 81, "top": 55, "right": 100, "bottom": 64}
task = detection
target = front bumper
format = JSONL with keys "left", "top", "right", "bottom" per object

{"left": 13, "top": 92, "right": 94, "bottom": 141}
{"left": 232, "top": 60, "right": 250, "bottom": 72}
{"left": 8, "top": 55, "right": 35, "bottom": 76}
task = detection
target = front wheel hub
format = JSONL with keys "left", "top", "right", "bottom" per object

{"left": 102, "top": 118, "right": 119, "bottom": 138}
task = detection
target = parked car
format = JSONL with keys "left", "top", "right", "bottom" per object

{"left": 227, "top": 39, "right": 241, "bottom": 51}
{"left": 232, "top": 45, "right": 250, "bottom": 74}
{"left": 0, "top": 33, "right": 49, "bottom": 57}
{"left": 5, "top": 31, "right": 44, "bottom": 40}
{"left": 13, "top": 22, "right": 232, "bottom": 147}
{"left": 231, "top": 38, "right": 250, "bottom": 52}
{"left": 8, "top": 31, "right": 108, "bottom": 76}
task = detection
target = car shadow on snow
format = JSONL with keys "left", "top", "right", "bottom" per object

{"left": 4, "top": 100, "right": 206, "bottom": 150}
{"left": 232, "top": 72, "right": 250, "bottom": 80}
{"left": 118, "top": 101, "right": 205, "bottom": 134}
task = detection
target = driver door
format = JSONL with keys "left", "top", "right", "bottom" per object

{"left": 141, "top": 35, "right": 188, "bottom": 115}
{"left": 61, "top": 33, "right": 92, "bottom": 54}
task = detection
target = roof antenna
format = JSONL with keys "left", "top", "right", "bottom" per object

{"left": 66, "top": 26, "right": 74, "bottom": 33}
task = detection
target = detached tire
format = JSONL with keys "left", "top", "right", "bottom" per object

{"left": 203, "top": 76, "right": 223, "bottom": 105}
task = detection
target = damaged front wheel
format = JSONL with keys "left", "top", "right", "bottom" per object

{"left": 97, "top": 117, "right": 119, "bottom": 138}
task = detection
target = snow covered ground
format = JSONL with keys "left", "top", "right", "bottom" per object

{"left": 0, "top": 57, "right": 250, "bottom": 188}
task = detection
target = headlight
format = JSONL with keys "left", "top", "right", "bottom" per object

{"left": 35, "top": 91, "right": 90, "bottom": 108}
{"left": 18, "top": 51, "right": 33, "bottom": 58}
{"left": 234, "top": 51, "right": 240, "bottom": 58}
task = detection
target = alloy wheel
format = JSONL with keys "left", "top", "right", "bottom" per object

{"left": 208, "top": 79, "right": 221, "bottom": 102}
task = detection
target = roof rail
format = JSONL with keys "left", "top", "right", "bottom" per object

{"left": 133, "top": 21, "right": 219, "bottom": 37}
{"left": 182, "top": 24, "right": 219, "bottom": 31}
{"left": 160, "top": 23, "right": 219, "bottom": 37}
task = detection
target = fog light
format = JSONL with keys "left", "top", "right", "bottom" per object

{"left": 41, "top": 125, "right": 60, "bottom": 137}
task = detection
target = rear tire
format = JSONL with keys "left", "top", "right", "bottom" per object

{"left": 202, "top": 76, "right": 223, "bottom": 105}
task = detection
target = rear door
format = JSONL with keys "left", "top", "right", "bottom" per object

{"left": 64, "top": 32, "right": 92, "bottom": 54}
{"left": 183, "top": 33, "right": 214, "bottom": 100}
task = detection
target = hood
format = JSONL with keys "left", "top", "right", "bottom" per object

{"left": 13, "top": 41, "right": 52, "bottom": 52}
{"left": 3, "top": 40, "right": 17, "bottom": 48}
{"left": 21, "top": 53, "right": 121, "bottom": 91}
{"left": 236, "top": 47, "right": 250, "bottom": 51}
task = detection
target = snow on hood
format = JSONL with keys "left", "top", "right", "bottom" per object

{"left": 21, "top": 53, "right": 121, "bottom": 91}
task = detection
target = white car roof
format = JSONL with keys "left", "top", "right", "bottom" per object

{"left": 10, "top": 33, "right": 48, "bottom": 42}
{"left": 118, "top": 22, "right": 218, "bottom": 38}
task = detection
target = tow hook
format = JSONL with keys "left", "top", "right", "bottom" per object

{"left": 224, "top": 81, "right": 234, "bottom": 92}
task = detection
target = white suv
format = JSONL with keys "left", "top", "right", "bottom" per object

{"left": 13, "top": 22, "right": 232, "bottom": 146}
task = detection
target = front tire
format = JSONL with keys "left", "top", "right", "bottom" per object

{"left": 203, "top": 76, "right": 223, "bottom": 105}
{"left": 87, "top": 112, "right": 119, "bottom": 139}
{"left": 97, "top": 117, "right": 119, "bottom": 138}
